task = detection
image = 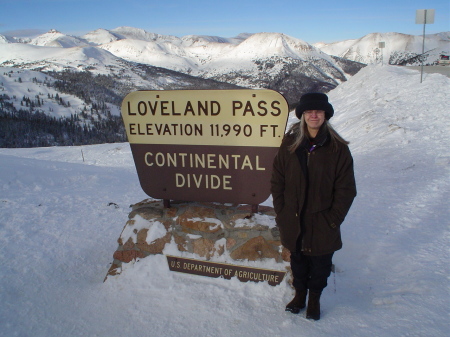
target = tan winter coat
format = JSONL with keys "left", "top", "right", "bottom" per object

{"left": 270, "top": 133, "right": 356, "bottom": 254}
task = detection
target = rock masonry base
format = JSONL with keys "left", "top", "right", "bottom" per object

{"left": 105, "top": 199, "right": 291, "bottom": 282}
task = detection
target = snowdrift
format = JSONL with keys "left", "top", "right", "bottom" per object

{"left": 0, "top": 65, "right": 448, "bottom": 336}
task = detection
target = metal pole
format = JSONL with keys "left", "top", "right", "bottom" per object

{"left": 251, "top": 204, "right": 259, "bottom": 214}
{"left": 420, "top": 10, "right": 427, "bottom": 83}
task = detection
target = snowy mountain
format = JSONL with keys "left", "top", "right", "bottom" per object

{"left": 0, "top": 59, "right": 242, "bottom": 147}
{"left": 0, "top": 65, "right": 448, "bottom": 336}
{"left": 81, "top": 29, "right": 365, "bottom": 99}
{"left": 0, "top": 26, "right": 366, "bottom": 108}
{"left": 1, "top": 26, "right": 448, "bottom": 147}
{"left": 81, "top": 28, "right": 122, "bottom": 45}
{"left": 315, "top": 31, "right": 450, "bottom": 65}
{"left": 0, "top": 67, "right": 128, "bottom": 147}
{"left": 0, "top": 34, "right": 16, "bottom": 44}
{"left": 28, "top": 29, "right": 88, "bottom": 48}
{"left": 190, "top": 32, "right": 361, "bottom": 102}
{"left": 1, "top": 67, "right": 106, "bottom": 118}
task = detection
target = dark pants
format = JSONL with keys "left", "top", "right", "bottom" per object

{"left": 290, "top": 250, "right": 334, "bottom": 293}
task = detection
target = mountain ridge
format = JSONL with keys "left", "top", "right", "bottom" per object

{"left": 1, "top": 26, "right": 447, "bottom": 148}
{"left": 2, "top": 26, "right": 447, "bottom": 66}
{"left": 0, "top": 27, "right": 368, "bottom": 107}
{"left": 314, "top": 31, "right": 449, "bottom": 65}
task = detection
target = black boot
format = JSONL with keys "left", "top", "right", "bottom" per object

{"left": 306, "top": 291, "right": 321, "bottom": 320}
{"left": 285, "top": 289, "right": 307, "bottom": 314}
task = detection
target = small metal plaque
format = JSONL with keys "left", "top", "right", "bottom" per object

{"left": 166, "top": 255, "right": 286, "bottom": 286}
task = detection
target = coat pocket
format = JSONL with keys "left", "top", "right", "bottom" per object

{"left": 275, "top": 205, "right": 300, "bottom": 252}
{"left": 311, "top": 210, "right": 342, "bottom": 253}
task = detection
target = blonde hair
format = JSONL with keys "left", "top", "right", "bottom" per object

{"left": 287, "top": 115, "right": 349, "bottom": 153}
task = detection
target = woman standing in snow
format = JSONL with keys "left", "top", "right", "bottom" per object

{"left": 271, "top": 92, "right": 356, "bottom": 320}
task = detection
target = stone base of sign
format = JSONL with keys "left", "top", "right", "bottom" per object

{"left": 105, "top": 199, "right": 291, "bottom": 283}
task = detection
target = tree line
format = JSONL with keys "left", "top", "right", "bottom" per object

{"left": 0, "top": 70, "right": 128, "bottom": 148}
{"left": 0, "top": 95, "right": 126, "bottom": 148}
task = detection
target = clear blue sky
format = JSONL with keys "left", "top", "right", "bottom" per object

{"left": 1, "top": 0, "right": 449, "bottom": 43}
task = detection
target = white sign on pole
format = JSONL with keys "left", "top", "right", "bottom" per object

{"left": 416, "top": 9, "right": 435, "bottom": 24}
{"left": 415, "top": 9, "right": 436, "bottom": 83}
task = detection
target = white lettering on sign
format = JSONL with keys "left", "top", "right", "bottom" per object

{"left": 175, "top": 173, "right": 232, "bottom": 190}
{"left": 128, "top": 100, "right": 221, "bottom": 116}
{"left": 144, "top": 152, "right": 265, "bottom": 170}
{"left": 166, "top": 255, "right": 286, "bottom": 286}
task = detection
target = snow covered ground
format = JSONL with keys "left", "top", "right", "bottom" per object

{"left": 0, "top": 65, "right": 449, "bottom": 336}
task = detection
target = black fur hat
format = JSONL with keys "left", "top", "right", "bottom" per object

{"left": 295, "top": 92, "right": 334, "bottom": 120}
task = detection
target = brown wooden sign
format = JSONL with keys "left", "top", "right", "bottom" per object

{"left": 166, "top": 255, "right": 286, "bottom": 286}
{"left": 121, "top": 89, "right": 289, "bottom": 205}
